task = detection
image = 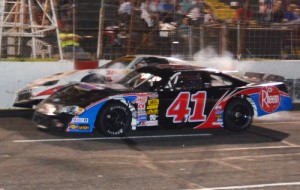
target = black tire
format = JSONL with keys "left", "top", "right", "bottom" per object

{"left": 224, "top": 98, "right": 253, "bottom": 131}
{"left": 96, "top": 101, "right": 132, "bottom": 136}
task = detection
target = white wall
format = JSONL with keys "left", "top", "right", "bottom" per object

{"left": 0, "top": 60, "right": 74, "bottom": 109}
{"left": 0, "top": 60, "right": 299, "bottom": 109}
{"left": 233, "top": 60, "right": 300, "bottom": 79}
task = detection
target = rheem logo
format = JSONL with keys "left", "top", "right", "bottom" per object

{"left": 259, "top": 86, "right": 280, "bottom": 113}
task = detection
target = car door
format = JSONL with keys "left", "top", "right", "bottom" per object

{"left": 204, "top": 72, "right": 235, "bottom": 106}
{"left": 157, "top": 71, "right": 209, "bottom": 129}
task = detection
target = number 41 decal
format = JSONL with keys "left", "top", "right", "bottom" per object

{"left": 166, "top": 91, "right": 207, "bottom": 123}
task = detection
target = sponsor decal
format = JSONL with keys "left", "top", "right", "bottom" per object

{"left": 215, "top": 105, "right": 222, "bottom": 109}
{"left": 69, "top": 125, "right": 78, "bottom": 130}
{"left": 259, "top": 86, "right": 280, "bottom": 113}
{"left": 138, "top": 121, "right": 146, "bottom": 126}
{"left": 138, "top": 104, "right": 146, "bottom": 110}
{"left": 135, "top": 94, "right": 148, "bottom": 104}
{"left": 138, "top": 115, "right": 148, "bottom": 122}
{"left": 214, "top": 109, "right": 223, "bottom": 115}
{"left": 149, "top": 93, "right": 159, "bottom": 99}
{"left": 215, "top": 114, "right": 222, "bottom": 118}
{"left": 147, "top": 109, "right": 158, "bottom": 115}
{"left": 148, "top": 99, "right": 159, "bottom": 105}
{"left": 213, "top": 121, "right": 223, "bottom": 125}
{"left": 78, "top": 125, "right": 90, "bottom": 130}
{"left": 71, "top": 118, "right": 89, "bottom": 123}
{"left": 147, "top": 104, "right": 158, "bottom": 110}
{"left": 149, "top": 115, "right": 157, "bottom": 121}
{"left": 139, "top": 121, "right": 158, "bottom": 126}
{"left": 146, "top": 98, "right": 159, "bottom": 116}
{"left": 146, "top": 121, "right": 158, "bottom": 126}
{"left": 138, "top": 110, "right": 147, "bottom": 115}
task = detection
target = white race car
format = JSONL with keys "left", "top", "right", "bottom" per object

{"left": 13, "top": 55, "right": 187, "bottom": 108}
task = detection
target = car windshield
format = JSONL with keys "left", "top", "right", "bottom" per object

{"left": 99, "top": 56, "right": 135, "bottom": 69}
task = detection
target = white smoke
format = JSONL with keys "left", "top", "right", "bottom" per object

{"left": 192, "top": 47, "right": 238, "bottom": 71}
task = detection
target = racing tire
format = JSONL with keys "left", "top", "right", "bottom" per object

{"left": 96, "top": 101, "right": 132, "bottom": 137}
{"left": 224, "top": 98, "right": 253, "bottom": 131}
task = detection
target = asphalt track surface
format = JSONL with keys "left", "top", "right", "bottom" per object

{"left": 0, "top": 110, "right": 300, "bottom": 190}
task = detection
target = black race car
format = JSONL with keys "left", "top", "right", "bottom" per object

{"left": 33, "top": 65, "right": 293, "bottom": 136}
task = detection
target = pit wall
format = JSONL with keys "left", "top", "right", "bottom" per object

{"left": 0, "top": 60, "right": 299, "bottom": 109}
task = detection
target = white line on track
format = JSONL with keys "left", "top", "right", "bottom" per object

{"left": 212, "top": 145, "right": 300, "bottom": 151}
{"left": 13, "top": 133, "right": 212, "bottom": 143}
{"left": 185, "top": 181, "right": 300, "bottom": 190}
{"left": 253, "top": 121, "right": 300, "bottom": 125}
{"left": 0, "top": 155, "right": 10, "bottom": 158}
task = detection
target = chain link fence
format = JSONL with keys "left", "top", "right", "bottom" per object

{"left": 0, "top": 0, "right": 299, "bottom": 61}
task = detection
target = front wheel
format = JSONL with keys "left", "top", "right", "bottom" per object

{"left": 96, "top": 101, "right": 132, "bottom": 136}
{"left": 224, "top": 98, "right": 253, "bottom": 131}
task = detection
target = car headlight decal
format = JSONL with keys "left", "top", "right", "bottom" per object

{"left": 58, "top": 106, "right": 85, "bottom": 115}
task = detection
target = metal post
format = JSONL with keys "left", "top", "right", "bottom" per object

{"left": 220, "top": 23, "right": 227, "bottom": 55}
{"left": 96, "top": 0, "right": 104, "bottom": 60}
{"left": 291, "top": 29, "right": 293, "bottom": 58}
{"left": 49, "top": 0, "right": 63, "bottom": 60}
{"left": 72, "top": 0, "right": 76, "bottom": 60}
{"left": 200, "top": 24, "right": 204, "bottom": 51}
{"left": 28, "top": 0, "right": 37, "bottom": 58}
{"left": 188, "top": 26, "right": 193, "bottom": 60}
{"left": 126, "top": 4, "right": 133, "bottom": 55}
{"left": 237, "top": 21, "right": 241, "bottom": 60}
{"left": 0, "top": 0, "right": 5, "bottom": 58}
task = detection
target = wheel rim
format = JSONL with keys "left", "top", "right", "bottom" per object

{"left": 229, "top": 104, "right": 252, "bottom": 127}
{"left": 104, "top": 107, "right": 128, "bottom": 132}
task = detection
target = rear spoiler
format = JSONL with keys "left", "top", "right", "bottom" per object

{"left": 243, "top": 72, "right": 285, "bottom": 82}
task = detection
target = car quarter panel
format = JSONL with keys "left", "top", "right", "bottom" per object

{"left": 194, "top": 84, "right": 293, "bottom": 129}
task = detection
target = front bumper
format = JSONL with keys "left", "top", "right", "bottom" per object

{"left": 14, "top": 89, "right": 39, "bottom": 108}
{"left": 32, "top": 112, "right": 73, "bottom": 131}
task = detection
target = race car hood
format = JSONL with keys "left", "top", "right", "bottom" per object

{"left": 43, "top": 82, "right": 134, "bottom": 108}
{"left": 26, "top": 68, "right": 132, "bottom": 88}
{"left": 26, "top": 69, "right": 98, "bottom": 87}
{"left": 72, "top": 82, "right": 128, "bottom": 91}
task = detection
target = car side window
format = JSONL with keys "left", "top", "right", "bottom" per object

{"left": 135, "top": 74, "right": 162, "bottom": 90}
{"left": 210, "top": 74, "right": 233, "bottom": 87}
{"left": 168, "top": 72, "right": 204, "bottom": 91}
{"left": 135, "top": 59, "right": 148, "bottom": 69}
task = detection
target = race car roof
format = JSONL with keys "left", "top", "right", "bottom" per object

{"left": 136, "top": 64, "right": 215, "bottom": 75}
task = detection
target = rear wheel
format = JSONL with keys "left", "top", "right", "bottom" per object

{"left": 96, "top": 101, "right": 132, "bottom": 136}
{"left": 224, "top": 98, "right": 253, "bottom": 131}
